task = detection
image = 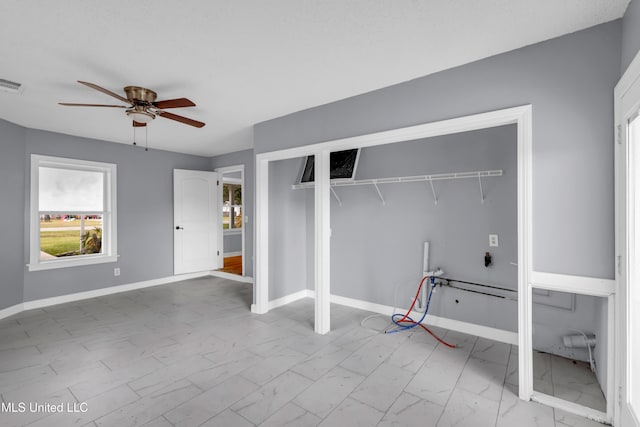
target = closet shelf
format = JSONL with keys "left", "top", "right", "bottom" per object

{"left": 292, "top": 169, "right": 503, "bottom": 205}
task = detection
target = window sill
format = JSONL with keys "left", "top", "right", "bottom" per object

{"left": 223, "top": 229, "right": 242, "bottom": 235}
{"left": 27, "top": 254, "right": 118, "bottom": 272}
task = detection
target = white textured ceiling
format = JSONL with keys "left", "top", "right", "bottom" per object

{"left": 0, "top": 0, "right": 630, "bottom": 156}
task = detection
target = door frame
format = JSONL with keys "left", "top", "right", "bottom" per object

{"left": 215, "top": 165, "right": 246, "bottom": 276}
{"left": 614, "top": 48, "right": 640, "bottom": 427}
{"left": 254, "top": 105, "right": 532, "bottom": 342}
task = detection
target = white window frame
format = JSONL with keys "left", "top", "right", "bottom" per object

{"left": 28, "top": 154, "right": 117, "bottom": 271}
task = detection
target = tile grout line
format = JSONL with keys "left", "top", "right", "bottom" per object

{"left": 433, "top": 337, "right": 477, "bottom": 426}
{"left": 493, "top": 344, "right": 512, "bottom": 427}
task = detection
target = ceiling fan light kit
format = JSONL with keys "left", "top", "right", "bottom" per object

{"left": 59, "top": 81, "right": 205, "bottom": 130}
{"left": 126, "top": 105, "right": 155, "bottom": 124}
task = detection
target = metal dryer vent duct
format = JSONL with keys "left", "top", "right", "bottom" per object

{"left": 562, "top": 334, "right": 596, "bottom": 348}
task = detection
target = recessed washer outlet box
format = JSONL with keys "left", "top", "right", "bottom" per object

{"left": 0, "top": 79, "right": 23, "bottom": 94}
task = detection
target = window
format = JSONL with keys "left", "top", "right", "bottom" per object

{"left": 222, "top": 181, "right": 242, "bottom": 231}
{"left": 299, "top": 148, "right": 361, "bottom": 183}
{"left": 29, "top": 155, "right": 117, "bottom": 271}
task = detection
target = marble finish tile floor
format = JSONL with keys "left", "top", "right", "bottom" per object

{"left": 0, "top": 277, "right": 606, "bottom": 426}
{"left": 533, "top": 349, "right": 607, "bottom": 412}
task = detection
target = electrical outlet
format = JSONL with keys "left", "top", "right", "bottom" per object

{"left": 489, "top": 234, "right": 499, "bottom": 247}
{"left": 114, "top": 268, "right": 120, "bottom": 276}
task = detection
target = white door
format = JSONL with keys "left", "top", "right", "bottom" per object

{"left": 616, "top": 58, "right": 640, "bottom": 427}
{"left": 174, "top": 169, "right": 221, "bottom": 274}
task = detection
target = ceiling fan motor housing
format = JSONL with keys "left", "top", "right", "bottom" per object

{"left": 124, "top": 86, "right": 158, "bottom": 123}
{"left": 124, "top": 86, "right": 157, "bottom": 104}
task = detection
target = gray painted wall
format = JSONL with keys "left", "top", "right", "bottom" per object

{"left": 210, "top": 149, "right": 254, "bottom": 277}
{"left": 255, "top": 20, "right": 622, "bottom": 280}
{"left": 329, "top": 126, "right": 517, "bottom": 306}
{"left": 223, "top": 233, "right": 242, "bottom": 254}
{"left": 23, "top": 129, "right": 210, "bottom": 301}
{"left": 269, "top": 158, "right": 309, "bottom": 300}
{"left": 622, "top": 0, "right": 640, "bottom": 73}
{"left": 0, "top": 119, "right": 26, "bottom": 310}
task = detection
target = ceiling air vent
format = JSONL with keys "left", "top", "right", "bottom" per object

{"left": 0, "top": 79, "right": 23, "bottom": 94}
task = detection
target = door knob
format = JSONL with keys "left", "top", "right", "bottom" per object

{"left": 175, "top": 226, "right": 183, "bottom": 230}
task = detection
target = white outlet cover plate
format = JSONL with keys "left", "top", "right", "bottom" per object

{"left": 489, "top": 234, "right": 499, "bottom": 247}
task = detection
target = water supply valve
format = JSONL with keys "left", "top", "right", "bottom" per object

{"left": 484, "top": 252, "right": 492, "bottom": 268}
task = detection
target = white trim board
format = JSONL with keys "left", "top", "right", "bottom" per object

{"left": 0, "top": 303, "right": 25, "bottom": 321}
{"left": 223, "top": 251, "right": 242, "bottom": 257}
{"left": 530, "top": 392, "right": 607, "bottom": 425}
{"left": 0, "top": 271, "right": 255, "bottom": 321}
{"left": 210, "top": 270, "right": 254, "bottom": 283}
{"left": 251, "top": 289, "right": 313, "bottom": 313}
{"left": 331, "top": 295, "right": 518, "bottom": 345}
{"left": 255, "top": 290, "right": 518, "bottom": 346}
{"left": 215, "top": 164, "right": 246, "bottom": 278}
{"left": 330, "top": 293, "right": 518, "bottom": 345}
{"left": 23, "top": 272, "right": 211, "bottom": 311}
{"left": 530, "top": 271, "right": 616, "bottom": 297}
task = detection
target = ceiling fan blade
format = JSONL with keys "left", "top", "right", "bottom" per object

{"left": 153, "top": 98, "right": 195, "bottom": 109}
{"left": 59, "top": 102, "right": 127, "bottom": 108}
{"left": 157, "top": 111, "right": 205, "bottom": 128}
{"left": 133, "top": 121, "right": 147, "bottom": 127}
{"left": 77, "top": 81, "right": 130, "bottom": 104}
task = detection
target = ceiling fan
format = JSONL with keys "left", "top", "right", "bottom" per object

{"left": 59, "top": 81, "right": 205, "bottom": 128}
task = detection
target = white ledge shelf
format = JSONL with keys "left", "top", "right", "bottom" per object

{"left": 292, "top": 169, "right": 503, "bottom": 205}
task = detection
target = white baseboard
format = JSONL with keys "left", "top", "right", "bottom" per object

{"left": 330, "top": 293, "right": 518, "bottom": 345}
{"left": 252, "top": 289, "right": 312, "bottom": 314}
{"left": 530, "top": 392, "right": 608, "bottom": 424}
{"left": 0, "top": 303, "right": 25, "bottom": 321}
{"left": 263, "top": 290, "right": 518, "bottom": 346}
{"left": 223, "top": 251, "right": 242, "bottom": 257}
{"left": 266, "top": 289, "right": 314, "bottom": 311}
{"left": 22, "top": 272, "right": 211, "bottom": 311}
{"left": 424, "top": 314, "right": 518, "bottom": 345}
{"left": 209, "top": 271, "right": 254, "bottom": 283}
{"left": 330, "top": 293, "right": 394, "bottom": 315}
{"left": 3, "top": 271, "right": 252, "bottom": 320}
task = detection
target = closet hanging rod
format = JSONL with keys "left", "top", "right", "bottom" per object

{"left": 291, "top": 169, "right": 503, "bottom": 190}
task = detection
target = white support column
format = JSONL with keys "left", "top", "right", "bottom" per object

{"left": 315, "top": 150, "right": 331, "bottom": 334}
{"left": 253, "top": 157, "right": 269, "bottom": 314}
{"left": 518, "top": 105, "right": 534, "bottom": 400}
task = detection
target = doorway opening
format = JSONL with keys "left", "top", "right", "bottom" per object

{"left": 216, "top": 165, "right": 245, "bottom": 277}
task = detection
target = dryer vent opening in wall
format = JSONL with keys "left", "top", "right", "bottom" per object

{"left": 0, "top": 79, "right": 23, "bottom": 94}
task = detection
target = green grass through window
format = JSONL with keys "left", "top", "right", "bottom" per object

{"left": 40, "top": 230, "right": 81, "bottom": 256}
